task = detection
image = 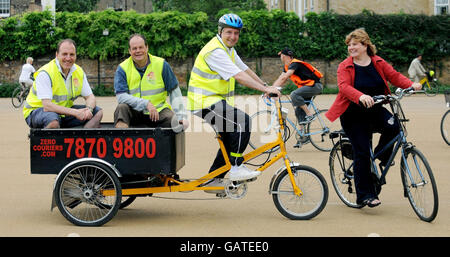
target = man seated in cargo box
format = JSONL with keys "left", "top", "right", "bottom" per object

{"left": 23, "top": 39, "right": 103, "bottom": 129}
{"left": 113, "top": 34, "right": 188, "bottom": 130}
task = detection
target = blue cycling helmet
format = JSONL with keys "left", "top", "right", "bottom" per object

{"left": 218, "top": 13, "right": 243, "bottom": 30}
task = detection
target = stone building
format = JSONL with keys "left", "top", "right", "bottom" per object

{"left": 94, "top": 0, "right": 152, "bottom": 13}
{"left": 265, "top": 0, "right": 448, "bottom": 20}
{"left": 0, "top": 0, "right": 152, "bottom": 18}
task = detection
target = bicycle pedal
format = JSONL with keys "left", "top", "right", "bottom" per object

{"left": 244, "top": 177, "right": 257, "bottom": 183}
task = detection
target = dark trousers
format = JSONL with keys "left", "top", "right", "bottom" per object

{"left": 340, "top": 107, "right": 400, "bottom": 204}
{"left": 195, "top": 100, "right": 251, "bottom": 178}
{"left": 290, "top": 82, "right": 323, "bottom": 122}
{"left": 114, "top": 103, "right": 175, "bottom": 128}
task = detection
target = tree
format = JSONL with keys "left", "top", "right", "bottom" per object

{"left": 56, "top": 0, "right": 100, "bottom": 13}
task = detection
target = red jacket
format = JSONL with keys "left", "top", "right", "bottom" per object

{"left": 325, "top": 55, "right": 413, "bottom": 122}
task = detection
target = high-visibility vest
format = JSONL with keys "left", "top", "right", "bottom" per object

{"left": 119, "top": 55, "right": 171, "bottom": 114}
{"left": 187, "top": 36, "right": 235, "bottom": 111}
{"left": 23, "top": 59, "right": 84, "bottom": 119}
{"left": 285, "top": 59, "right": 323, "bottom": 88}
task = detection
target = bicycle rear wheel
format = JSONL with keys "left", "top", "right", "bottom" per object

{"left": 329, "top": 139, "right": 362, "bottom": 208}
{"left": 440, "top": 110, "right": 450, "bottom": 145}
{"left": 272, "top": 165, "right": 328, "bottom": 220}
{"left": 54, "top": 161, "right": 122, "bottom": 226}
{"left": 400, "top": 147, "right": 438, "bottom": 222}
{"left": 11, "top": 87, "right": 24, "bottom": 108}
{"left": 249, "top": 110, "right": 288, "bottom": 153}
{"left": 307, "top": 109, "right": 338, "bottom": 152}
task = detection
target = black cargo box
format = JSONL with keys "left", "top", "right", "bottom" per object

{"left": 29, "top": 123, "right": 185, "bottom": 175}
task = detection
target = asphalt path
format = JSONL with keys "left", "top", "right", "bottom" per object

{"left": 0, "top": 94, "right": 448, "bottom": 238}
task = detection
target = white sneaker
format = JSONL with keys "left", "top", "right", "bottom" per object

{"left": 228, "top": 165, "right": 261, "bottom": 181}
{"left": 203, "top": 178, "right": 225, "bottom": 194}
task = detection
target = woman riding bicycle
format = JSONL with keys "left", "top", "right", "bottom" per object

{"left": 325, "top": 28, "right": 422, "bottom": 208}
{"left": 272, "top": 47, "right": 323, "bottom": 147}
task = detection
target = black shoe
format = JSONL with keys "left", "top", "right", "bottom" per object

{"left": 361, "top": 198, "right": 381, "bottom": 208}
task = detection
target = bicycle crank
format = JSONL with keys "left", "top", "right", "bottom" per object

{"left": 224, "top": 180, "right": 248, "bottom": 199}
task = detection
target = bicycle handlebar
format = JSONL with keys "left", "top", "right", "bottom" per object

{"left": 372, "top": 87, "right": 415, "bottom": 104}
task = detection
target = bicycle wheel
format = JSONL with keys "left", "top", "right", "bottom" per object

{"left": 307, "top": 109, "right": 339, "bottom": 152}
{"left": 400, "top": 147, "right": 438, "bottom": 222}
{"left": 424, "top": 81, "right": 439, "bottom": 96}
{"left": 11, "top": 87, "right": 24, "bottom": 108}
{"left": 440, "top": 110, "right": 450, "bottom": 145}
{"left": 272, "top": 165, "right": 328, "bottom": 220}
{"left": 249, "top": 110, "right": 288, "bottom": 153}
{"left": 54, "top": 161, "right": 122, "bottom": 226}
{"left": 329, "top": 139, "right": 362, "bottom": 208}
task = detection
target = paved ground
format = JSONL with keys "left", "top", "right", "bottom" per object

{"left": 0, "top": 94, "right": 448, "bottom": 237}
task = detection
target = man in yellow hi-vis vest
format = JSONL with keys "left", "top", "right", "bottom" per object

{"left": 113, "top": 34, "right": 188, "bottom": 129}
{"left": 272, "top": 47, "right": 323, "bottom": 147}
{"left": 23, "top": 39, "right": 103, "bottom": 129}
{"left": 187, "top": 14, "right": 280, "bottom": 192}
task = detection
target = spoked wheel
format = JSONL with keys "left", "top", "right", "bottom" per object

{"left": 440, "top": 110, "right": 450, "bottom": 146}
{"left": 306, "top": 109, "right": 339, "bottom": 152}
{"left": 249, "top": 110, "right": 289, "bottom": 153}
{"left": 272, "top": 165, "right": 328, "bottom": 220}
{"left": 11, "top": 87, "right": 24, "bottom": 108}
{"left": 400, "top": 147, "right": 438, "bottom": 222}
{"left": 54, "top": 161, "right": 122, "bottom": 226}
{"left": 328, "top": 139, "right": 362, "bottom": 208}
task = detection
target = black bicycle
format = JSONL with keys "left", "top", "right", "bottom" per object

{"left": 328, "top": 88, "right": 438, "bottom": 222}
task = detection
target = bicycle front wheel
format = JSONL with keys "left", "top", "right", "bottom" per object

{"left": 249, "top": 110, "right": 288, "bottom": 153}
{"left": 272, "top": 165, "right": 328, "bottom": 220}
{"left": 400, "top": 147, "right": 438, "bottom": 222}
{"left": 440, "top": 110, "right": 450, "bottom": 145}
{"left": 307, "top": 109, "right": 339, "bottom": 152}
{"left": 11, "top": 87, "right": 24, "bottom": 108}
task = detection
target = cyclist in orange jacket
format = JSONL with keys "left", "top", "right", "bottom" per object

{"left": 272, "top": 47, "right": 323, "bottom": 146}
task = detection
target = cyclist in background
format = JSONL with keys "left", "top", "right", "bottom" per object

{"left": 19, "top": 57, "right": 35, "bottom": 89}
{"left": 272, "top": 47, "right": 323, "bottom": 147}
{"left": 408, "top": 53, "right": 426, "bottom": 83}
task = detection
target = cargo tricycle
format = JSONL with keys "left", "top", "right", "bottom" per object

{"left": 30, "top": 98, "right": 328, "bottom": 226}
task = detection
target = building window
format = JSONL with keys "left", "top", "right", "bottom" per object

{"left": 310, "top": 0, "right": 314, "bottom": 12}
{"left": 304, "top": 0, "right": 308, "bottom": 15}
{"left": 0, "top": 0, "right": 10, "bottom": 18}
{"left": 271, "top": 0, "right": 279, "bottom": 9}
{"left": 435, "top": 0, "right": 449, "bottom": 14}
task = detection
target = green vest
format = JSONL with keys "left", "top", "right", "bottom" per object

{"left": 119, "top": 55, "right": 171, "bottom": 114}
{"left": 23, "top": 59, "right": 84, "bottom": 119}
{"left": 187, "top": 36, "right": 236, "bottom": 110}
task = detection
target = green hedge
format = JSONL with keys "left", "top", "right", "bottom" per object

{"left": 1, "top": 9, "right": 448, "bottom": 67}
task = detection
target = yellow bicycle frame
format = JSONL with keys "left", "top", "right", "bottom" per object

{"left": 103, "top": 99, "right": 302, "bottom": 197}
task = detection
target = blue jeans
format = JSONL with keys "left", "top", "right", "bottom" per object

{"left": 25, "top": 105, "right": 102, "bottom": 128}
